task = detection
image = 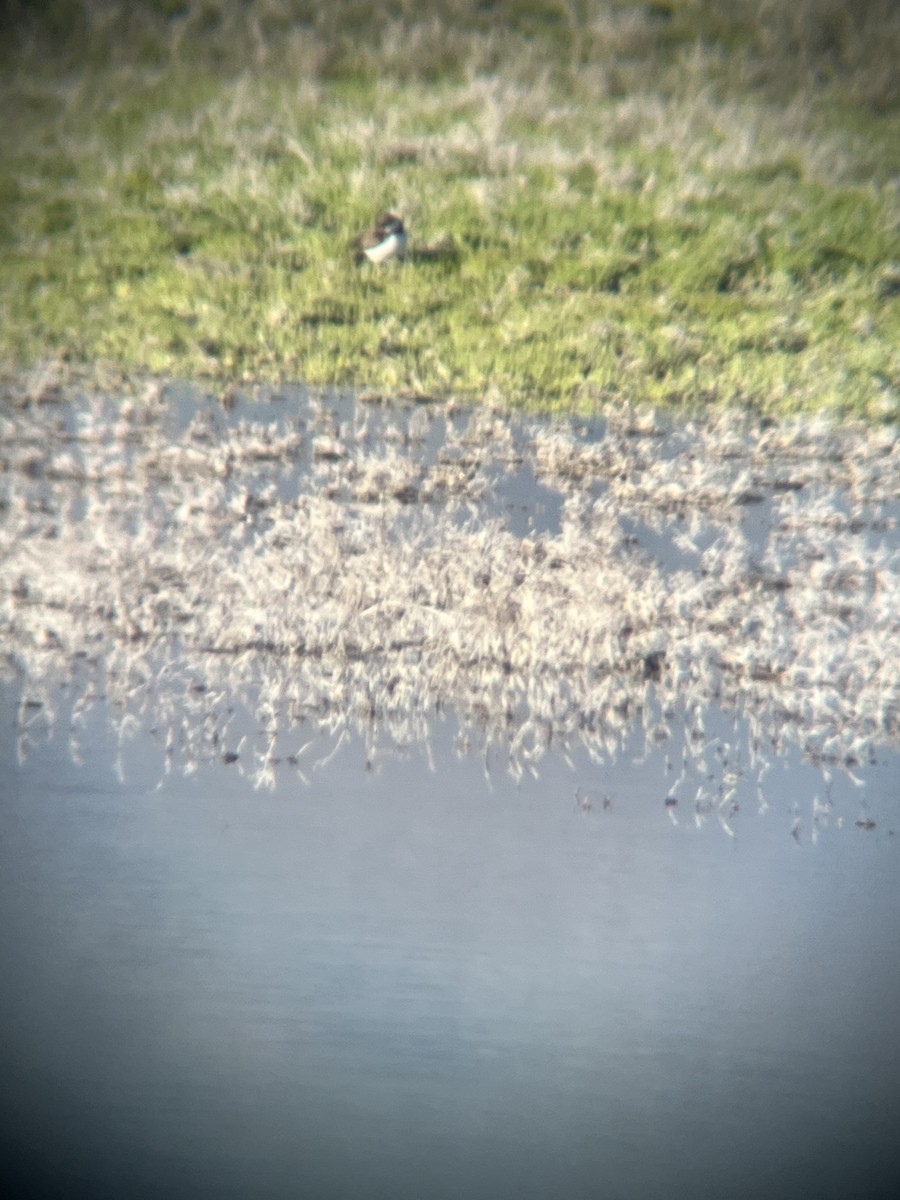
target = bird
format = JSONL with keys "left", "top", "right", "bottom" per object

{"left": 357, "top": 212, "right": 407, "bottom": 264}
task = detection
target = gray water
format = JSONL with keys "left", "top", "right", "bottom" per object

{"left": 2, "top": 688, "right": 900, "bottom": 1200}
{"left": 2, "top": 384, "right": 899, "bottom": 1198}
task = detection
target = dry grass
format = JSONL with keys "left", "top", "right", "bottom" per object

{"left": 2, "top": 377, "right": 897, "bottom": 834}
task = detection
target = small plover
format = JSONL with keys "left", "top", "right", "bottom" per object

{"left": 358, "top": 213, "right": 407, "bottom": 264}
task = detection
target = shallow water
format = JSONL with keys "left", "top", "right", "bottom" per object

{"left": 1, "top": 686, "right": 900, "bottom": 1200}
{"left": 1, "top": 383, "right": 899, "bottom": 1197}
{"left": 3, "top": 692, "right": 900, "bottom": 1200}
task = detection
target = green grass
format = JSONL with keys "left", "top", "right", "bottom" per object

{"left": 1, "top": 1, "right": 898, "bottom": 417}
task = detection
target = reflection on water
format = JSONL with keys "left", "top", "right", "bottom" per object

{"left": 2, "top": 694, "right": 900, "bottom": 1200}
{"left": 1, "top": 380, "right": 899, "bottom": 1197}
{"left": 1, "top": 380, "right": 898, "bottom": 819}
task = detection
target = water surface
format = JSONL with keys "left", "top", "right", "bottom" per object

{"left": 1, "top": 383, "right": 899, "bottom": 1198}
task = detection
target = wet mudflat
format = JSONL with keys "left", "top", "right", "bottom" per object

{"left": 1, "top": 382, "right": 899, "bottom": 1198}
